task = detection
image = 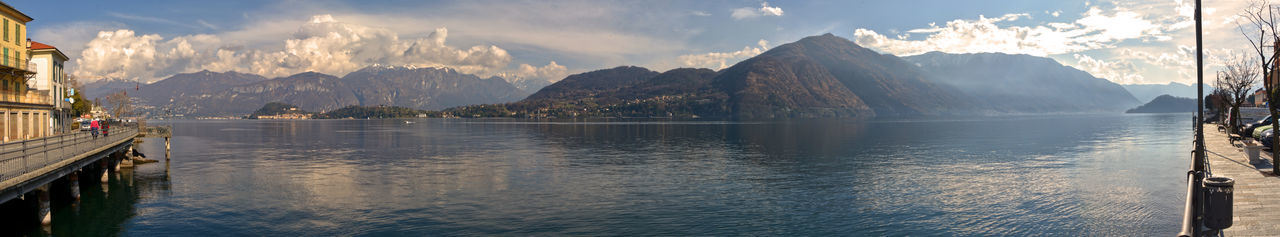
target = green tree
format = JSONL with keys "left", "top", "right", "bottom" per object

{"left": 66, "top": 76, "right": 91, "bottom": 117}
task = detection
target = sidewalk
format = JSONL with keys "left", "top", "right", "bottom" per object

{"left": 1205, "top": 129, "right": 1280, "bottom": 235}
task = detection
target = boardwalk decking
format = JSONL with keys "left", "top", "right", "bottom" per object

{"left": 0, "top": 127, "right": 137, "bottom": 203}
{"left": 1205, "top": 128, "right": 1280, "bottom": 235}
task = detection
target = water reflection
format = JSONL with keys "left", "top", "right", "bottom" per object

{"left": 34, "top": 115, "right": 1189, "bottom": 235}
{"left": 20, "top": 151, "right": 173, "bottom": 236}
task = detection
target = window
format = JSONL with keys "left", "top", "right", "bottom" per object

{"left": 15, "top": 24, "right": 20, "bottom": 46}
{"left": 4, "top": 19, "right": 8, "bottom": 42}
{"left": 5, "top": 48, "right": 9, "bottom": 66}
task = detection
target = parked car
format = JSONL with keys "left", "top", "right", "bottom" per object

{"left": 1242, "top": 115, "right": 1273, "bottom": 137}
{"left": 1255, "top": 124, "right": 1274, "bottom": 139}
{"left": 79, "top": 121, "right": 91, "bottom": 131}
{"left": 1262, "top": 129, "right": 1276, "bottom": 149}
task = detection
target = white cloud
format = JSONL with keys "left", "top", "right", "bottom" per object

{"left": 852, "top": 9, "right": 1162, "bottom": 57}
{"left": 731, "top": 2, "right": 784, "bottom": 20}
{"left": 107, "top": 12, "right": 201, "bottom": 29}
{"left": 77, "top": 30, "right": 165, "bottom": 82}
{"left": 196, "top": 19, "right": 219, "bottom": 30}
{"left": 72, "top": 14, "right": 515, "bottom": 82}
{"left": 31, "top": 21, "right": 127, "bottom": 56}
{"left": 692, "top": 11, "right": 711, "bottom": 17}
{"left": 513, "top": 61, "right": 570, "bottom": 83}
{"left": 1074, "top": 54, "right": 1145, "bottom": 84}
{"left": 676, "top": 39, "right": 769, "bottom": 69}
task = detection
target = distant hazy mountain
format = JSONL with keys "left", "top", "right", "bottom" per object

{"left": 341, "top": 66, "right": 527, "bottom": 110}
{"left": 1126, "top": 94, "right": 1195, "bottom": 113}
{"left": 121, "top": 66, "right": 526, "bottom": 117}
{"left": 504, "top": 76, "right": 556, "bottom": 94}
{"left": 1122, "top": 82, "right": 1214, "bottom": 104}
{"left": 133, "top": 70, "right": 267, "bottom": 105}
{"left": 186, "top": 72, "right": 360, "bottom": 115}
{"left": 904, "top": 51, "right": 1140, "bottom": 113}
{"left": 81, "top": 78, "right": 138, "bottom": 100}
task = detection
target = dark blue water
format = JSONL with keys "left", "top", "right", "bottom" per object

{"left": 24, "top": 114, "right": 1190, "bottom": 236}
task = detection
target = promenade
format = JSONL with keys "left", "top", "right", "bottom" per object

{"left": 1205, "top": 128, "right": 1280, "bottom": 235}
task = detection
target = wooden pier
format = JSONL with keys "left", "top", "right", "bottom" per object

{"left": 1205, "top": 128, "right": 1280, "bottom": 235}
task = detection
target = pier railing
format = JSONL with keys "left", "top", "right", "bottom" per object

{"left": 0, "top": 124, "right": 137, "bottom": 185}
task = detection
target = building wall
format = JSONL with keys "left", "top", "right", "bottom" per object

{"left": 28, "top": 56, "right": 45, "bottom": 89}
{"left": 29, "top": 51, "right": 64, "bottom": 107}
{"left": 0, "top": 10, "right": 24, "bottom": 71}
{"left": 0, "top": 4, "right": 52, "bottom": 141}
{"left": 29, "top": 49, "right": 67, "bottom": 134}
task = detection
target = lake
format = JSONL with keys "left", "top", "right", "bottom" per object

{"left": 24, "top": 114, "right": 1190, "bottom": 236}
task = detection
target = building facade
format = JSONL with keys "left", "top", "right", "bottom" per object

{"left": 0, "top": 2, "right": 50, "bottom": 142}
{"left": 29, "top": 41, "right": 68, "bottom": 133}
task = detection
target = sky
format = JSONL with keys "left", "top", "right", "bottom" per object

{"left": 3, "top": 0, "right": 1263, "bottom": 85}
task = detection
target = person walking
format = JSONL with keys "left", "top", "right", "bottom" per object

{"left": 90, "top": 119, "right": 99, "bottom": 139}
{"left": 102, "top": 120, "right": 110, "bottom": 137}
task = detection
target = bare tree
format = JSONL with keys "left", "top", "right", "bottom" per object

{"left": 104, "top": 90, "right": 132, "bottom": 118}
{"left": 1239, "top": 0, "right": 1280, "bottom": 174}
{"left": 1210, "top": 88, "right": 1231, "bottom": 122}
{"left": 1215, "top": 55, "right": 1259, "bottom": 132}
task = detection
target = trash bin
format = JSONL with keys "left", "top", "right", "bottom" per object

{"left": 1203, "top": 176, "right": 1234, "bottom": 230}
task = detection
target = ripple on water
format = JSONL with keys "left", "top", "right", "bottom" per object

{"left": 25, "top": 116, "right": 1189, "bottom": 236}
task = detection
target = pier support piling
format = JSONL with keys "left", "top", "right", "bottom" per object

{"left": 99, "top": 160, "right": 109, "bottom": 183}
{"left": 69, "top": 171, "right": 80, "bottom": 201}
{"left": 36, "top": 185, "right": 50, "bottom": 226}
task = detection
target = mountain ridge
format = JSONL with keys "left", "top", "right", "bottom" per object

{"left": 904, "top": 51, "right": 1140, "bottom": 113}
{"left": 105, "top": 66, "right": 526, "bottom": 117}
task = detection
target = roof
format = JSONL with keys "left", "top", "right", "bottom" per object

{"left": 29, "top": 41, "right": 53, "bottom": 50}
{"left": 0, "top": 1, "right": 32, "bottom": 22}
{"left": 28, "top": 40, "right": 68, "bottom": 61}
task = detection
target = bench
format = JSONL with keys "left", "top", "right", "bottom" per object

{"left": 1230, "top": 133, "right": 1246, "bottom": 143}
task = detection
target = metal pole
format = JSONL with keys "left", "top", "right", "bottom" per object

{"left": 1195, "top": 0, "right": 1206, "bottom": 172}
{"left": 1186, "top": 1, "right": 1206, "bottom": 236}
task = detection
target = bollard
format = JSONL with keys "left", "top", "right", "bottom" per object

{"left": 1204, "top": 176, "right": 1234, "bottom": 230}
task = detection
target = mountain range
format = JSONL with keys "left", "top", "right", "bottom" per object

{"left": 1121, "top": 82, "right": 1214, "bottom": 104}
{"left": 89, "top": 66, "right": 527, "bottom": 117}
{"left": 83, "top": 33, "right": 1149, "bottom": 119}
{"left": 450, "top": 34, "right": 1140, "bottom": 119}
{"left": 904, "top": 52, "right": 1140, "bottom": 113}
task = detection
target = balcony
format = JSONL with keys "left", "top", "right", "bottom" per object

{"left": 0, "top": 54, "right": 32, "bottom": 82}
{"left": 0, "top": 90, "right": 51, "bottom": 107}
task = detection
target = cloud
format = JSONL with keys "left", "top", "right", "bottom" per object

{"left": 676, "top": 39, "right": 769, "bottom": 69}
{"left": 497, "top": 61, "right": 569, "bottom": 83}
{"left": 692, "top": 11, "right": 711, "bottom": 17}
{"left": 196, "top": 19, "right": 219, "bottom": 30}
{"left": 1073, "top": 54, "right": 1145, "bottom": 84}
{"left": 73, "top": 14, "right": 514, "bottom": 82}
{"left": 852, "top": 9, "right": 1161, "bottom": 57}
{"left": 30, "top": 21, "right": 127, "bottom": 56}
{"left": 107, "top": 12, "right": 201, "bottom": 29}
{"left": 77, "top": 30, "right": 165, "bottom": 82}
{"left": 731, "top": 2, "right": 784, "bottom": 20}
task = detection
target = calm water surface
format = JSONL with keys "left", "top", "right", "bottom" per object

{"left": 27, "top": 114, "right": 1190, "bottom": 236}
